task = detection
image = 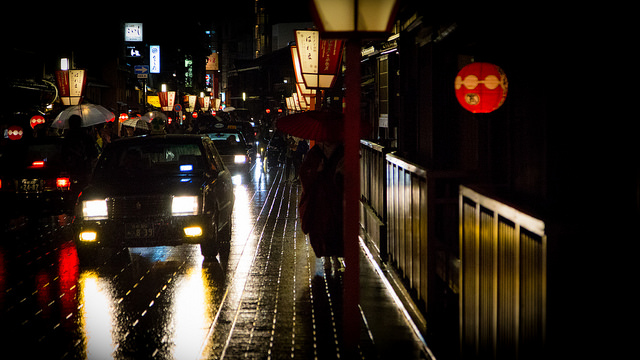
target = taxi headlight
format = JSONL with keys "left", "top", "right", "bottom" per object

{"left": 82, "top": 199, "right": 108, "bottom": 220}
{"left": 172, "top": 196, "right": 199, "bottom": 216}
{"left": 234, "top": 155, "right": 247, "bottom": 164}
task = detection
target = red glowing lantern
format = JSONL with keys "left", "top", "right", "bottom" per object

{"left": 119, "top": 113, "right": 129, "bottom": 122}
{"left": 30, "top": 115, "right": 46, "bottom": 128}
{"left": 454, "top": 62, "right": 508, "bottom": 113}
{"left": 7, "top": 125, "right": 23, "bottom": 140}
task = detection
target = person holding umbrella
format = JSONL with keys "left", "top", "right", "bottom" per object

{"left": 277, "top": 110, "right": 368, "bottom": 259}
{"left": 61, "top": 115, "right": 99, "bottom": 187}
{"left": 298, "top": 140, "right": 344, "bottom": 258}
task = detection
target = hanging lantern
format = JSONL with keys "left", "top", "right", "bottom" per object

{"left": 7, "top": 125, "right": 23, "bottom": 140}
{"left": 294, "top": 30, "right": 344, "bottom": 89}
{"left": 454, "top": 62, "right": 508, "bottom": 113}
{"left": 55, "top": 69, "right": 87, "bottom": 106}
{"left": 291, "top": 45, "right": 316, "bottom": 106}
{"left": 30, "top": 115, "right": 46, "bottom": 128}
{"left": 159, "top": 91, "right": 176, "bottom": 112}
{"left": 184, "top": 95, "right": 197, "bottom": 113}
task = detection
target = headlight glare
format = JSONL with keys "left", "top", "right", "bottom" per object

{"left": 234, "top": 155, "right": 247, "bottom": 164}
{"left": 172, "top": 196, "right": 199, "bottom": 216}
{"left": 82, "top": 199, "right": 108, "bottom": 220}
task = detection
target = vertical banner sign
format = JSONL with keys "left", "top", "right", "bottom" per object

{"left": 55, "top": 70, "right": 70, "bottom": 99}
{"left": 69, "top": 70, "right": 86, "bottom": 99}
{"left": 319, "top": 39, "right": 343, "bottom": 88}
{"left": 150, "top": 45, "right": 160, "bottom": 73}
{"left": 206, "top": 53, "right": 218, "bottom": 71}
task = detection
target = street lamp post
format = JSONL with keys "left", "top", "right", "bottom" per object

{"left": 309, "top": 0, "right": 399, "bottom": 353}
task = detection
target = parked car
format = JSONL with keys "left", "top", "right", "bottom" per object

{"left": 72, "top": 134, "right": 234, "bottom": 261}
{"left": 202, "top": 125, "right": 252, "bottom": 175}
{"left": 0, "top": 136, "right": 80, "bottom": 216}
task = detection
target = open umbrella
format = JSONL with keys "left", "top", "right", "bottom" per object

{"left": 276, "top": 110, "right": 370, "bottom": 142}
{"left": 140, "top": 111, "right": 168, "bottom": 123}
{"left": 122, "top": 118, "right": 149, "bottom": 130}
{"left": 51, "top": 104, "right": 115, "bottom": 129}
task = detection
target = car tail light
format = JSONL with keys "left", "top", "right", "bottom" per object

{"left": 56, "top": 177, "right": 71, "bottom": 189}
{"left": 32, "top": 160, "right": 45, "bottom": 167}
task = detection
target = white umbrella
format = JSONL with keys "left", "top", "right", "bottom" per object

{"left": 122, "top": 118, "right": 149, "bottom": 130}
{"left": 222, "top": 106, "right": 236, "bottom": 112}
{"left": 140, "top": 111, "right": 168, "bottom": 123}
{"left": 51, "top": 104, "right": 115, "bottom": 129}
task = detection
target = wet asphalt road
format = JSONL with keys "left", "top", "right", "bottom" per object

{"left": 0, "top": 160, "right": 338, "bottom": 359}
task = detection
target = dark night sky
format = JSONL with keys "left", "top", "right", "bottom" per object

{"left": 3, "top": 0, "right": 312, "bottom": 52}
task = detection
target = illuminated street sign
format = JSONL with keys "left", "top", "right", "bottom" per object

{"left": 150, "top": 45, "right": 160, "bottom": 73}
{"left": 124, "top": 23, "right": 143, "bottom": 42}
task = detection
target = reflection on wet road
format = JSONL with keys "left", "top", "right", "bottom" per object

{"left": 0, "top": 160, "right": 280, "bottom": 359}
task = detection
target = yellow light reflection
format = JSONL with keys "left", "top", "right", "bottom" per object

{"left": 79, "top": 271, "right": 116, "bottom": 359}
{"left": 233, "top": 184, "right": 256, "bottom": 242}
{"left": 171, "top": 264, "right": 212, "bottom": 359}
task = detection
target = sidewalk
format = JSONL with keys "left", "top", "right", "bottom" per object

{"left": 200, "top": 173, "right": 434, "bottom": 359}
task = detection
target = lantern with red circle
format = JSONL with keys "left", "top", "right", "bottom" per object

{"left": 30, "top": 115, "right": 46, "bottom": 129}
{"left": 454, "top": 62, "right": 508, "bottom": 113}
{"left": 7, "top": 125, "right": 24, "bottom": 140}
{"left": 119, "top": 113, "right": 129, "bottom": 122}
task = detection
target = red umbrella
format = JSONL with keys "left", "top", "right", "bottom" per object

{"left": 276, "top": 110, "right": 370, "bottom": 142}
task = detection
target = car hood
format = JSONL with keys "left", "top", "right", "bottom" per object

{"left": 81, "top": 174, "right": 207, "bottom": 199}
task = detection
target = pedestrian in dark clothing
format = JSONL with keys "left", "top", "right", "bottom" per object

{"left": 299, "top": 142, "right": 344, "bottom": 257}
{"left": 292, "top": 139, "right": 309, "bottom": 181}
{"left": 62, "top": 115, "right": 99, "bottom": 186}
{"left": 285, "top": 136, "right": 297, "bottom": 181}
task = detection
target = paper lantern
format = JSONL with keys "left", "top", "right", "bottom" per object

{"left": 7, "top": 125, "right": 23, "bottom": 140}
{"left": 159, "top": 91, "right": 176, "bottom": 111}
{"left": 294, "top": 31, "right": 344, "bottom": 89}
{"left": 30, "top": 115, "right": 46, "bottom": 128}
{"left": 455, "top": 62, "right": 508, "bottom": 113}
{"left": 55, "top": 69, "right": 87, "bottom": 106}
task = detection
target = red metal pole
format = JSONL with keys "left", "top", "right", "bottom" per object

{"left": 343, "top": 39, "right": 361, "bottom": 352}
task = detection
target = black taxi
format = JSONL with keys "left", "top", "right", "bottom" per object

{"left": 73, "top": 134, "right": 234, "bottom": 262}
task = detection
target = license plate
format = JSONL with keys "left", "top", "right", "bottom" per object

{"left": 19, "top": 179, "right": 41, "bottom": 193}
{"left": 125, "top": 223, "right": 155, "bottom": 238}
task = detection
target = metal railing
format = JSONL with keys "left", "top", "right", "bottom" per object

{"left": 360, "top": 140, "right": 389, "bottom": 259}
{"left": 459, "top": 185, "right": 546, "bottom": 360}
{"left": 360, "top": 140, "right": 462, "bottom": 308}
{"left": 360, "top": 141, "right": 548, "bottom": 359}
{"left": 385, "top": 152, "right": 430, "bottom": 303}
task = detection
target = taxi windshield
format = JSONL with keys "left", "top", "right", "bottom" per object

{"left": 94, "top": 143, "right": 204, "bottom": 179}
{"left": 206, "top": 132, "right": 246, "bottom": 153}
